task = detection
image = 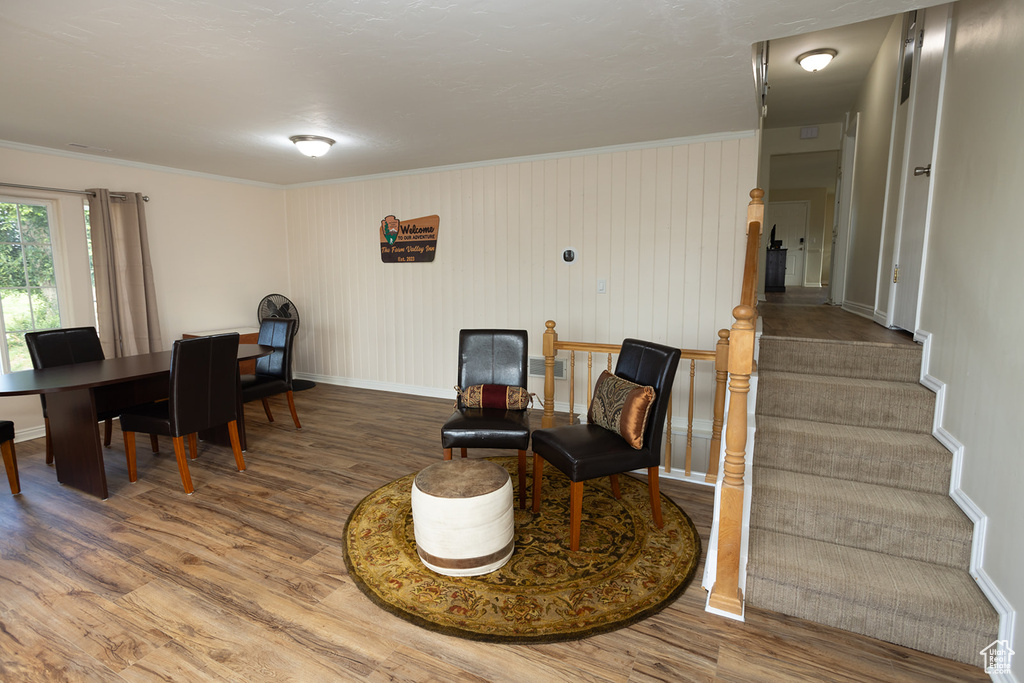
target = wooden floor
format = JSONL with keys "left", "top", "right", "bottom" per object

{"left": 760, "top": 287, "right": 918, "bottom": 346}
{"left": 0, "top": 384, "right": 986, "bottom": 681}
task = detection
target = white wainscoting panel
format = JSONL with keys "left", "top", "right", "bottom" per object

{"left": 285, "top": 134, "right": 758, "bottom": 422}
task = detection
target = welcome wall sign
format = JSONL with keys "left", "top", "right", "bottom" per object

{"left": 379, "top": 214, "right": 440, "bottom": 263}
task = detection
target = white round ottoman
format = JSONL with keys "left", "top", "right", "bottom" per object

{"left": 411, "top": 459, "right": 515, "bottom": 576}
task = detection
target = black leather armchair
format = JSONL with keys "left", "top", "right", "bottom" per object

{"left": 120, "top": 333, "right": 246, "bottom": 494}
{"left": 1, "top": 420, "right": 18, "bottom": 494}
{"left": 24, "top": 327, "right": 137, "bottom": 463}
{"left": 440, "top": 329, "right": 531, "bottom": 509}
{"left": 241, "top": 319, "right": 301, "bottom": 429}
{"left": 531, "top": 338, "right": 681, "bottom": 551}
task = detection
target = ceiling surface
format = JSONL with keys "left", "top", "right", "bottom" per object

{"left": 0, "top": 1, "right": 937, "bottom": 186}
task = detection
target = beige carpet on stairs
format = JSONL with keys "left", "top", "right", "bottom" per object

{"left": 745, "top": 335, "right": 998, "bottom": 666}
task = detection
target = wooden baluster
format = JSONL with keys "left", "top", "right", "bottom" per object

{"left": 569, "top": 351, "right": 576, "bottom": 424}
{"left": 542, "top": 320, "right": 557, "bottom": 428}
{"left": 685, "top": 359, "right": 696, "bottom": 476}
{"left": 706, "top": 328, "right": 730, "bottom": 483}
{"left": 586, "top": 352, "right": 593, "bottom": 414}
{"left": 665, "top": 394, "right": 673, "bottom": 473}
{"left": 708, "top": 304, "right": 756, "bottom": 615}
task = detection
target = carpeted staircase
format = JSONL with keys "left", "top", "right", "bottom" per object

{"left": 745, "top": 335, "right": 998, "bottom": 665}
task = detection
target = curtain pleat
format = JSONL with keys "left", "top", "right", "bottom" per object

{"left": 87, "top": 189, "right": 163, "bottom": 357}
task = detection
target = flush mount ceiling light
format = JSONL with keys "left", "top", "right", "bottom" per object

{"left": 289, "top": 135, "right": 335, "bottom": 158}
{"left": 797, "top": 49, "right": 837, "bottom": 73}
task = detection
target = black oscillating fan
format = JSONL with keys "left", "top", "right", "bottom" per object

{"left": 257, "top": 293, "right": 300, "bottom": 335}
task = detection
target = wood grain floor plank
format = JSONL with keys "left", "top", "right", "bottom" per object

{"left": 0, "top": 604, "right": 120, "bottom": 681}
{"left": 365, "top": 644, "right": 492, "bottom": 682}
{"left": 117, "top": 639, "right": 249, "bottom": 683}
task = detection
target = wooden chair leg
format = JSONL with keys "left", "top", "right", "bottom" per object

{"left": 171, "top": 436, "right": 194, "bottom": 494}
{"left": 531, "top": 453, "right": 544, "bottom": 513}
{"left": 44, "top": 417, "right": 53, "bottom": 465}
{"left": 285, "top": 390, "right": 301, "bottom": 428}
{"left": 516, "top": 449, "right": 527, "bottom": 510}
{"left": 569, "top": 481, "right": 584, "bottom": 552}
{"left": 647, "top": 466, "right": 663, "bottom": 528}
{"left": 261, "top": 398, "right": 275, "bottom": 422}
{"left": 150, "top": 434, "right": 160, "bottom": 452}
{"left": 2, "top": 439, "right": 20, "bottom": 495}
{"left": 443, "top": 448, "right": 453, "bottom": 460}
{"left": 609, "top": 474, "right": 621, "bottom": 499}
{"left": 123, "top": 431, "right": 137, "bottom": 483}
{"left": 188, "top": 433, "right": 198, "bottom": 460}
{"left": 227, "top": 421, "right": 246, "bottom": 472}
{"left": 460, "top": 448, "right": 468, "bottom": 458}
{"left": 103, "top": 418, "right": 113, "bottom": 447}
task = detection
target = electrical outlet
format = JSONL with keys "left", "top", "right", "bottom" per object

{"left": 597, "top": 279, "right": 607, "bottom": 294}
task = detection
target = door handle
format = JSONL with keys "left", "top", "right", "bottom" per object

{"left": 914, "top": 164, "right": 932, "bottom": 177}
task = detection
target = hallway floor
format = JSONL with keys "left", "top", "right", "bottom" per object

{"left": 760, "top": 287, "right": 918, "bottom": 346}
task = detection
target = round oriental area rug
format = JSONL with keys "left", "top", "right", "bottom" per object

{"left": 342, "top": 456, "right": 702, "bottom": 643}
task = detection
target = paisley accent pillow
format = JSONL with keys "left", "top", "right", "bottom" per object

{"left": 588, "top": 370, "right": 656, "bottom": 449}
{"left": 458, "top": 384, "right": 534, "bottom": 410}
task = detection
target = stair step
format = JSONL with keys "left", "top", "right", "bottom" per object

{"left": 753, "top": 417, "right": 952, "bottom": 494}
{"left": 746, "top": 530, "right": 998, "bottom": 665}
{"left": 758, "top": 335, "right": 922, "bottom": 382}
{"left": 756, "top": 370, "right": 934, "bottom": 433}
{"left": 750, "top": 468, "right": 973, "bottom": 568}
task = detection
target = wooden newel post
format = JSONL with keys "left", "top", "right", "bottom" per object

{"left": 705, "top": 328, "right": 730, "bottom": 483}
{"left": 708, "top": 304, "right": 756, "bottom": 615}
{"left": 542, "top": 320, "right": 558, "bottom": 429}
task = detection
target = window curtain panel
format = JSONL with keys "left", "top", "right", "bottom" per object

{"left": 87, "top": 189, "right": 163, "bottom": 357}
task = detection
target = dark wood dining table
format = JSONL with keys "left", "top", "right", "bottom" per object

{"left": 0, "top": 344, "right": 272, "bottom": 499}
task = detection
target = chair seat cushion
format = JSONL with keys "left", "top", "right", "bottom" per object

{"left": 532, "top": 423, "right": 658, "bottom": 482}
{"left": 441, "top": 408, "right": 530, "bottom": 450}
{"left": 119, "top": 402, "right": 172, "bottom": 437}
{"left": 0, "top": 420, "right": 13, "bottom": 442}
{"left": 241, "top": 374, "right": 289, "bottom": 402}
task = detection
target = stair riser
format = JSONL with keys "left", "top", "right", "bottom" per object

{"left": 753, "top": 423, "right": 952, "bottom": 494}
{"left": 745, "top": 574, "right": 989, "bottom": 665}
{"left": 759, "top": 338, "right": 922, "bottom": 382}
{"left": 757, "top": 374, "right": 934, "bottom": 433}
{"left": 750, "top": 470, "right": 972, "bottom": 568}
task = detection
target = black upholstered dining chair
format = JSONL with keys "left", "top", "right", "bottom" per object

{"left": 25, "top": 327, "right": 121, "bottom": 463}
{"left": 440, "top": 329, "right": 531, "bottom": 509}
{"left": 241, "top": 318, "right": 301, "bottom": 429}
{"left": 531, "top": 338, "right": 681, "bottom": 551}
{"left": 120, "top": 333, "right": 246, "bottom": 494}
{"left": 1, "top": 420, "right": 19, "bottom": 494}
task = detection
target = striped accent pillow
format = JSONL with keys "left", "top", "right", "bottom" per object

{"left": 458, "top": 384, "right": 533, "bottom": 410}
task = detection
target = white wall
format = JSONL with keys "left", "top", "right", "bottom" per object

{"left": 844, "top": 17, "right": 902, "bottom": 311}
{"left": 921, "top": 0, "right": 1024, "bottom": 669}
{"left": 285, "top": 134, "right": 759, "bottom": 473}
{"left": 0, "top": 144, "right": 288, "bottom": 436}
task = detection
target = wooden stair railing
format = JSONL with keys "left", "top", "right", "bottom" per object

{"left": 540, "top": 321, "right": 728, "bottom": 478}
{"left": 707, "top": 188, "right": 764, "bottom": 615}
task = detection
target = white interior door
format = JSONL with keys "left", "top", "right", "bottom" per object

{"left": 890, "top": 5, "right": 951, "bottom": 333}
{"left": 766, "top": 201, "right": 809, "bottom": 287}
{"left": 830, "top": 114, "right": 858, "bottom": 305}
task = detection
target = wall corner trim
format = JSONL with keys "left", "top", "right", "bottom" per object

{"left": 917, "top": 329, "right": 1016, "bottom": 653}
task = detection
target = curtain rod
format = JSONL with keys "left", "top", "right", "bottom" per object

{"left": 0, "top": 182, "right": 149, "bottom": 202}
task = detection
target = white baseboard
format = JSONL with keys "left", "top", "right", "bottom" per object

{"left": 841, "top": 300, "right": 875, "bottom": 320}
{"left": 14, "top": 425, "right": 45, "bottom": 443}
{"left": 916, "top": 331, "right": 1016, "bottom": 666}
